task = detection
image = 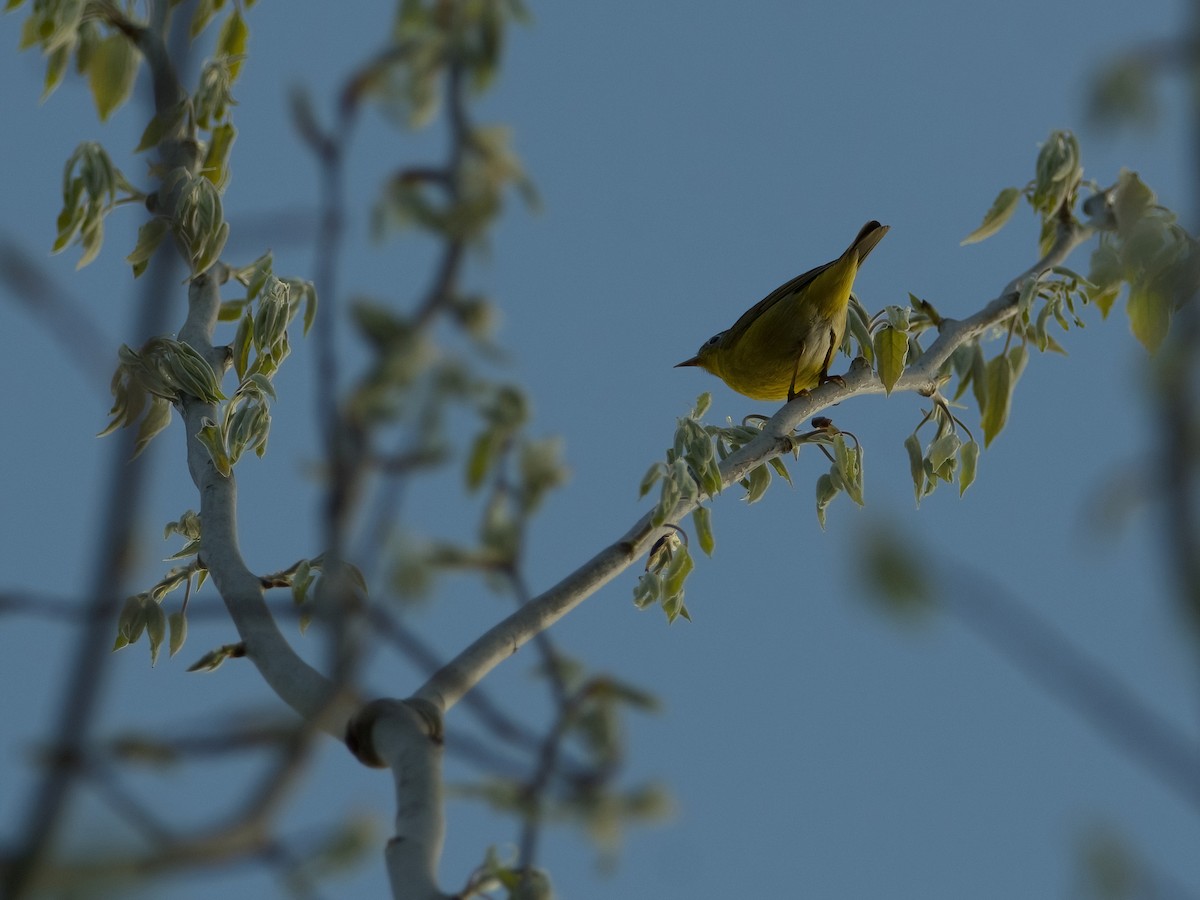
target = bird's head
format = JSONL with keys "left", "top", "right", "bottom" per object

{"left": 675, "top": 331, "right": 725, "bottom": 374}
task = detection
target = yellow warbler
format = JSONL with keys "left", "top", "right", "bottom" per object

{"left": 676, "top": 220, "right": 889, "bottom": 401}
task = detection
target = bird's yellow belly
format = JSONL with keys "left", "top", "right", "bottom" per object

{"left": 717, "top": 302, "right": 849, "bottom": 401}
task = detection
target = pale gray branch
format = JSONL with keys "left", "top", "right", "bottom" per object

{"left": 179, "top": 273, "right": 355, "bottom": 734}
{"left": 415, "top": 219, "right": 1096, "bottom": 714}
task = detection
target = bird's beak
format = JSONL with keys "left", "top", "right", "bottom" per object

{"left": 675, "top": 356, "right": 700, "bottom": 368}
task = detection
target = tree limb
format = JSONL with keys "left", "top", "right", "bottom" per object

{"left": 414, "top": 218, "right": 1097, "bottom": 714}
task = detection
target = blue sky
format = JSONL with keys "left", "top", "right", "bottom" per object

{"left": 1, "top": 1, "right": 1197, "bottom": 898}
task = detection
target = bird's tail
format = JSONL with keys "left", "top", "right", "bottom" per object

{"left": 846, "top": 220, "right": 889, "bottom": 265}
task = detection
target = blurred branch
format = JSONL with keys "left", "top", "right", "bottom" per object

{"left": 942, "top": 566, "right": 1200, "bottom": 813}
{"left": 1, "top": 5, "right": 195, "bottom": 892}
{"left": 1155, "top": 303, "right": 1200, "bottom": 639}
{"left": 0, "top": 236, "right": 115, "bottom": 389}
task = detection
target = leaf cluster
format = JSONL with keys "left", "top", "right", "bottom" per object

{"left": 112, "top": 511, "right": 208, "bottom": 665}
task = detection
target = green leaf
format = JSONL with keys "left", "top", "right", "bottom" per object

{"left": 652, "top": 465, "right": 682, "bottom": 528}
{"left": 301, "top": 282, "right": 318, "bottom": 335}
{"left": 744, "top": 464, "right": 771, "bottom": 505}
{"left": 196, "top": 417, "right": 231, "bottom": 477}
{"left": 168, "top": 611, "right": 188, "bottom": 657}
{"left": 133, "top": 398, "right": 172, "bottom": 458}
{"left": 873, "top": 325, "right": 908, "bottom": 394}
{"left": 693, "top": 505, "right": 715, "bottom": 556}
{"left": 1112, "top": 168, "right": 1156, "bottom": 239}
{"left": 135, "top": 100, "right": 189, "bottom": 153}
{"left": 961, "top": 186, "right": 1021, "bottom": 245}
{"left": 76, "top": 217, "right": 104, "bottom": 269}
{"left": 216, "top": 8, "right": 248, "bottom": 80}
{"left": 126, "top": 217, "right": 169, "bottom": 278}
{"left": 190, "top": 0, "right": 222, "bottom": 38}
{"left": 466, "top": 431, "right": 495, "bottom": 491}
{"left": 969, "top": 340, "right": 988, "bottom": 420}
{"left": 663, "top": 542, "right": 694, "bottom": 600}
{"left": 903, "top": 432, "right": 924, "bottom": 505}
{"left": 187, "top": 643, "right": 243, "bottom": 673}
{"left": 832, "top": 434, "right": 864, "bottom": 506}
{"left": 114, "top": 595, "right": 147, "bottom": 650}
{"left": 88, "top": 34, "right": 138, "bottom": 121}
{"left": 768, "top": 456, "right": 793, "bottom": 486}
{"left": 291, "top": 559, "right": 313, "bottom": 606}
{"left": 232, "top": 312, "right": 253, "bottom": 379}
{"left": 145, "top": 601, "right": 166, "bottom": 666}
{"left": 201, "top": 122, "right": 236, "bottom": 189}
{"left": 927, "top": 432, "right": 961, "bottom": 475}
{"left": 632, "top": 572, "right": 661, "bottom": 610}
{"left": 1032, "top": 131, "right": 1081, "bottom": 217}
{"left": 169, "top": 341, "right": 225, "bottom": 402}
{"left": 815, "top": 473, "right": 838, "bottom": 530}
{"left": 43, "top": 43, "right": 70, "bottom": 98}
{"left": 959, "top": 440, "right": 980, "bottom": 496}
{"left": 1126, "top": 282, "right": 1170, "bottom": 353}
{"left": 980, "top": 355, "right": 1013, "bottom": 447}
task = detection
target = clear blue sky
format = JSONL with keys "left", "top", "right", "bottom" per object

{"left": 1, "top": 2, "right": 1197, "bottom": 898}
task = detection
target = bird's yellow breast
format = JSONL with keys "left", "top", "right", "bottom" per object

{"left": 710, "top": 252, "right": 858, "bottom": 400}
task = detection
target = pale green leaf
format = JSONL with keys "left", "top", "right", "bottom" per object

{"left": 832, "top": 434, "right": 864, "bottom": 506}
{"left": 466, "top": 431, "right": 495, "bottom": 491}
{"left": 927, "top": 432, "right": 961, "bottom": 474}
{"left": 190, "top": 0, "right": 220, "bottom": 37}
{"left": 969, "top": 341, "right": 988, "bottom": 419}
{"left": 1126, "top": 282, "right": 1170, "bottom": 353}
{"left": 196, "top": 417, "right": 231, "bottom": 477}
{"left": 169, "top": 611, "right": 188, "bottom": 657}
{"left": 201, "top": 122, "right": 236, "bottom": 189}
{"left": 88, "top": 34, "right": 138, "bottom": 121}
{"left": 693, "top": 505, "right": 715, "bottom": 556}
{"left": 216, "top": 8, "right": 248, "bottom": 80}
{"left": 633, "top": 572, "right": 661, "bottom": 610}
{"left": 962, "top": 186, "right": 1022, "bottom": 245}
{"left": 1112, "top": 168, "right": 1156, "bottom": 239}
{"left": 903, "top": 432, "right": 924, "bottom": 506}
{"left": 873, "top": 325, "right": 908, "bottom": 394}
{"left": 135, "top": 100, "right": 189, "bottom": 153}
{"left": 815, "top": 473, "right": 838, "bottom": 530}
{"left": 744, "top": 464, "right": 771, "bottom": 504}
{"left": 768, "top": 456, "right": 793, "bottom": 486}
{"left": 663, "top": 542, "right": 693, "bottom": 600}
{"left": 145, "top": 601, "right": 166, "bottom": 666}
{"left": 126, "top": 217, "right": 169, "bottom": 278}
{"left": 981, "top": 355, "right": 1013, "bottom": 447}
{"left": 43, "top": 44, "right": 69, "bottom": 98}
{"left": 133, "top": 398, "right": 172, "bottom": 458}
{"left": 232, "top": 312, "right": 253, "bottom": 380}
{"left": 959, "top": 440, "right": 980, "bottom": 496}
{"left": 301, "top": 282, "right": 318, "bottom": 335}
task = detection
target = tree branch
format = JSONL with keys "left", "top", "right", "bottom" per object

{"left": 178, "top": 273, "right": 354, "bottom": 733}
{"left": 414, "top": 218, "right": 1097, "bottom": 714}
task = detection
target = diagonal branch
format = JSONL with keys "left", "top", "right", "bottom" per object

{"left": 0, "top": 236, "right": 114, "bottom": 389}
{"left": 414, "top": 219, "right": 1097, "bottom": 714}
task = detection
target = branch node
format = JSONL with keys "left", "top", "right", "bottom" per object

{"left": 345, "top": 698, "right": 444, "bottom": 769}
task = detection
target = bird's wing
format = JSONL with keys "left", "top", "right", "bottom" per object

{"left": 720, "top": 221, "right": 886, "bottom": 346}
{"left": 721, "top": 258, "right": 838, "bottom": 345}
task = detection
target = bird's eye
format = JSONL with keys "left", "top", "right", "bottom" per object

{"left": 705, "top": 334, "right": 721, "bottom": 347}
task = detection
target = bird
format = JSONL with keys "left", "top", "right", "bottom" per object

{"left": 676, "top": 220, "right": 889, "bottom": 401}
